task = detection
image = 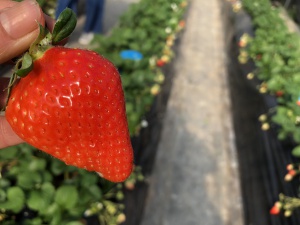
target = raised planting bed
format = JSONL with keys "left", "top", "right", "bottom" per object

{"left": 228, "top": 0, "right": 300, "bottom": 223}
{"left": 0, "top": 0, "right": 188, "bottom": 225}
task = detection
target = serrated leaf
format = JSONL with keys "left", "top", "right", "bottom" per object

{"left": 27, "top": 190, "right": 45, "bottom": 212}
{"left": 28, "top": 183, "right": 55, "bottom": 214}
{"left": 52, "top": 8, "right": 77, "bottom": 44}
{"left": 0, "top": 187, "right": 25, "bottom": 213}
{"left": 41, "top": 182, "right": 55, "bottom": 202}
{"left": 55, "top": 185, "right": 78, "bottom": 209}
{"left": 28, "top": 158, "right": 46, "bottom": 171}
{"left": 17, "top": 171, "right": 42, "bottom": 189}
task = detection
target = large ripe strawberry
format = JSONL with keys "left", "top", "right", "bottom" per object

{"left": 4, "top": 9, "right": 134, "bottom": 182}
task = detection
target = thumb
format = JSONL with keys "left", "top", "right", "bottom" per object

{"left": 0, "top": 0, "right": 45, "bottom": 64}
{"left": 0, "top": 117, "right": 23, "bottom": 149}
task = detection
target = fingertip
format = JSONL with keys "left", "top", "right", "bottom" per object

{"left": 0, "top": 0, "right": 45, "bottom": 39}
{"left": 0, "top": 0, "right": 45, "bottom": 63}
{"left": 0, "top": 117, "right": 23, "bottom": 149}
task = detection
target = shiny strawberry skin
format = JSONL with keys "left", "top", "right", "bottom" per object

{"left": 5, "top": 47, "right": 134, "bottom": 182}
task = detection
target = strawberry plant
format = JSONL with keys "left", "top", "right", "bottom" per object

{"left": 0, "top": 0, "right": 187, "bottom": 224}
{"left": 0, "top": 144, "right": 129, "bottom": 225}
{"left": 92, "top": 0, "right": 188, "bottom": 135}
{"left": 241, "top": 0, "right": 300, "bottom": 145}
{"left": 235, "top": 0, "right": 300, "bottom": 219}
{"left": 0, "top": 6, "right": 135, "bottom": 225}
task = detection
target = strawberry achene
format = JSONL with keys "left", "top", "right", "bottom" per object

{"left": 6, "top": 47, "right": 134, "bottom": 182}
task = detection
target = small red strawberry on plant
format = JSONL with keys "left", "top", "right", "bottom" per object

{"left": 4, "top": 9, "right": 134, "bottom": 182}
{"left": 156, "top": 59, "right": 165, "bottom": 67}
{"left": 156, "top": 55, "right": 170, "bottom": 67}
{"left": 178, "top": 20, "right": 185, "bottom": 29}
{"left": 270, "top": 202, "right": 282, "bottom": 215}
{"left": 275, "top": 90, "right": 284, "bottom": 97}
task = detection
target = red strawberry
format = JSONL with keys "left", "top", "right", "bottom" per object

{"left": 156, "top": 59, "right": 165, "bottom": 67}
{"left": 275, "top": 90, "right": 284, "bottom": 97}
{"left": 270, "top": 205, "right": 280, "bottom": 215}
{"left": 5, "top": 46, "right": 134, "bottom": 182}
{"left": 178, "top": 20, "right": 185, "bottom": 28}
{"left": 270, "top": 202, "right": 281, "bottom": 215}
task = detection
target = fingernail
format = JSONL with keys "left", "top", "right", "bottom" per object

{"left": 0, "top": 0, "right": 41, "bottom": 39}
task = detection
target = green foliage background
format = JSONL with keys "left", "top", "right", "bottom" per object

{"left": 0, "top": 0, "right": 187, "bottom": 224}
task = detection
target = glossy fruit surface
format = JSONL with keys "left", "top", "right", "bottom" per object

{"left": 6, "top": 46, "right": 134, "bottom": 182}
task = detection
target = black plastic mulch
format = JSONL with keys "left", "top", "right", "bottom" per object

{"left": 228, "top": 9, "right": 300, "bottom": 225}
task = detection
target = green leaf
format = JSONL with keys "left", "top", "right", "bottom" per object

{"left": 55, "top": 185, "right": 78, "bottom": 209}
{"left": 0, "top": 189, "right": 6, "bottom": 202}
{"left": 15, "top": 52, "right": 33, "bottom": 77}
{"left": 41, "top": 182, "right": 55, "bottom": 202}
{"left": 79, "top": 171, "right": 99, "bottom": 187}
{"left": 49, "top": 208, "right": 62, "bottom": 225}
{"left": 0, "top": 178, "right": 10, "bottom": 189}
{"left": 44, "top": 202, "right": 60, "bottom": 217}
{"left": 42, "top": 171, "right": 53, "bottom": 183}
{"left": 68, "top": 205, "right": 85, "bottom": 217}
{"left": 23, "top": 218, "right": 43, "bottom": 225}
{"left": 50, "top": 159, "right": 67, "bottom": 175}
{"left": 0, "top": 146, "right": 19, "bottom": 160}
{"left": 0, "top": 187, "right": 25, "bottom": 213}
{"left": 292, "top": 145, "right": 300, "bottom": 157}
{"left": 17, "top": 171, "right": 42, "bottom": 189}
{"left": 31, "top": 23, "right": 48, "bottom": 47}
{"left": 28, "top": 158, "right": 46, "bottom": 171}
{"left": 27, "top": 183, "right": 55, "bottom": 214}
{"left": 52, "top": 8, "right": 77, "bottom": 44}
{"left": 26, "top": 184, "right": 54, "bottom": 214}
{"left": 27, "top": 190, "right": 46, "bottom": 212}
{"left": 65, "top": 222, "right": 84, "bottom": 225}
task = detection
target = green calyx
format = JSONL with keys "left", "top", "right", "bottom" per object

{"left": 2, "top": 8, "right": 77, "bottom": 111}
{"left": 52, "top": 8, "right": 77, "bottom": 45}
{"left": 14, "top": 8, "right": 77, "bottom": 77}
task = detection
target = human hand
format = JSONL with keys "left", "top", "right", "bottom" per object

{"left": 0, "top": 0, "right": 53, "bottom": 148}
{"left": 0, "top": 0, "right": 45, "bottom": 64}
{"left": 0, "top": 77, "right": 23, "bottom": 148}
